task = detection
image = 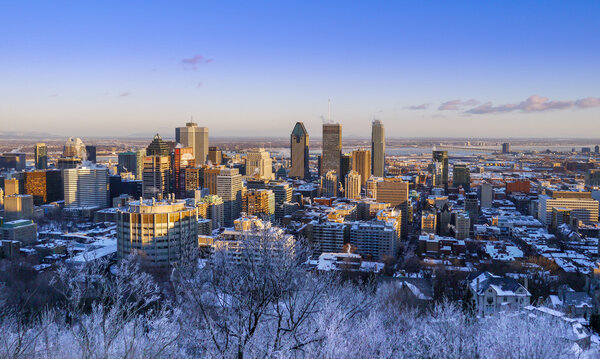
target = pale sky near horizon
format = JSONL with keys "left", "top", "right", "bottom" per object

{"left": 1, "top": 1, "right": 600, "bottom": 139}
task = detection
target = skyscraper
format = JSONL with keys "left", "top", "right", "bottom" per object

{"left": 345, "top": 170, "right": 361, "bottom": 199}
{"left": 371, "top": 120, "right": 385, "bottom": 177}
{"left": 290, "top": 122, "right": 309, "bottom": 179}
{"left": 321, "top": 123, "right": 342, "bottom": 176}
{"left": 34, "top": 143, "right": 47, "bottom": 170}
{"left": 320, "top": 170, "right": 339, "bottom": 198}
{"left": 63, "top": 165, "right": 109, "bottom": 208}
{"left": 351, "top": 149, "right": 371, "bottom": 187}
{"left": 135, "top": 149, "right": 146, "bottom": 180}
{"left": 432, "top": 150, "right": 449, "bottom": 188}
{"left": 452, "top": 164, "right": 471, "bottom": 190}
{"left": 245, "top": 148, "right": 273, "bottom": 180}
{"left": 85, "top": 145, "right": 97, "bottom": 163}
{"left": 63, "top": 137, "right": 86, "bottom": 159}
{"left": 146, "top": 134, "right": 170, "bottom": 156}
{"left": 217, "top": 168, "right": 243, "bottom": 226}
{"left": 175, "top": 122, "right": 209, "bottom": 165}
{"left": 502, "top": 142, "right": 511, "bottom": 154}
{"left": 208, "top": 146, "right": 222, "bottom": 165}
{"left": 118, "top": 152, "right": 137, "bottom": 176}
{"left": 172, "top": 146, "right": 195, "bottom": 199}
{"left": 376, "top": 177, "right": 409, "bottom": 237}
{"left": 142, "top": 155, "right": 170, "bottom": 199}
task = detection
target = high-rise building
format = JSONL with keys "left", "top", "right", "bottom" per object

{"left": 455, "top": 212, "right": 470, "bottom": 240}
{"left": 245, "top": 148, "right": 273, "bottom": 180}
{"left": 371, "top": 120, "right": 385, "bottom": 177}
{"left": 171, "top": 147, "right": 195, "bottom": 199}
{"left": 290, "top": 122, "right": 310, "bottom": 179}
{"left": 63, "top": 137, "right": 86, "bottom": 159}
{"left": 196, "top": 195, "right": 225, "bottom": 230}
{"left": 204, "top": 167, "right": 222, "bottom": 195}
{"left": 432, "top": 150, "right": 449, "bottom": 188}
{"left": 320, "top": 170, "right": 338, "bottom": 197}
{"left": 208, "top": 146, "right": 222, "bottom": 165}
{"left": 142, "top": 155, "right": 170, "bottom": 199}
{"left": 46, "top": 170, "right": 63, "bottom": 203}
{"left": 242, "top": 189, "right": 275, "bottom": 221}
{"left": 351, "top": 149, "right": 371, "bottom": 187}
{"left": 375, "top": 178, "right": 409, "bottom": 237}
{"left": 4, "top": 178, "right": 20, "bottom": 196}
{"left": 217, "top": 168, "right": 243, "bottom": 226}
{"left": 4, "top": 195, "right": 34, "bottom": 221}
{"left": 595, "top": 145, "right": 600, "bottom": 154}
{"left": 480, "top": 182, "right": 493, "bottom": 208}
{"left": 175, "top": 122, "right": 209, "bottom": 165}
{"left": 135, "top": 149, "right": 146, "bottom": 180}
{"left": 350, "top": 209, "right": 401, "bottom": 260}
{"left": 56, "top": 157, "right": 82, "bottom": 169}
{"left": 117, "top": 197, "right": 198, "bottom": 269}
{"left": 321, "top": 123, "right": 342, "bottom": 176}
{"left": 0, "top": 153, "right": 26, "bottom": 171}
{"left": 340, "top": 153, "right": 352, "bottom": 180}
{"left": 464, "top": 192, "right": 479, "bottom": 224}
{"left": 24, "top": 171, "right": 47, "bottom": 205}
{"left": 85, "top": 145, "right": 97, "bottom": 163}
{"left": 421, "top": 212, "right": 437, "bottom": 235}
{"left": 34, "top": 143, "right": 48, "bottom": 170}
{"left": 146, "top": 134, "right": 170, "bottom": 156}
{"left": 452, "top": 164, "right": 471, "bottom": 190}
{"left": 345, "top": 170, "right": 361, "bottom": 200}
{"left": 63, "top": 166, "right": 109, "bottom": 208}
{"left": 502, "top": 143, "right": 511, "bottom": 154}
{"left": 268, "top": 182, "right": 293, "bottom": 221}
{"left": 118, "top": 152, "right": 137, "bottom": 176}
{"left": 585, "top": 169, "right": 600, "bottom": 188}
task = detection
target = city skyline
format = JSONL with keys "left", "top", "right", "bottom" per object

{"left": 2, "top": 1, "right": 600, "bottom": 138}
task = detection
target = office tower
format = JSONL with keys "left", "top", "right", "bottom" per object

{"left": 175, "top": 122, "right": 209, "bottom": 165}
{"left": 421, "top": 212, "right": 437, "bottom": 235}
{"left": 351, "top": 149, "right": 371, "bottom": 187}
{"left": 63, "top": 137, "right": 86, "bottom": 159}
{"left": 320, "top": 170, "right": 339, "bottom": 197}
{"left": 242, "top": 189, "right": 275, "bottom": 221}
{"left": 371, "top": 120, "right": 385, "bottom": 177}
{"left": 146, "top": 134, "right": 170, "bottom": 156}
{"left": 432, "top": 150, "right": 449, "bottom": 188}
{"left": 4, "top": 195, "right": 34, "bottom": 221}
{"left": 34, "top": 143, "right": 48, "bottom": 170}
{"left": 366, "top": 177, "right": 379, "bottom": 199}
{"left": 375, "top": 178, "right": 409, "bottom": 237}
{"left": 142, "top": 155, "right": 170, "bottom": 199}
{"left": 135, "top": 149, "right": 146, "bottom": 180}
{"left": 480, "top": 182, "right": 493, "bottom": 208}
{"left": 246, "top": 148, "right": 273, "bottom": 180}
{"left": 290, "top": 122, "right": 309, "bottom": 179}
{"left": 585, "top": 169, "right": 600, "bottom": 188}
{"left": 455, "top": 212, "right": 470, "bottom": 240}
{"left": 184, "top": 167, "right": 201, "bottom": 195}
{"left": 502, "top": 143, "right": 511, "bottom": 154}
{"left": 217, "top": 168, "right": 243, "bottom": 226}
{"left": 596, "top": 145, "right": 600, "bottom": 154}
{"left": 321, "top": 123, "right": 342, "bottom": 176}
{"left": 56, "top": 157, "right": 82, "bottom": 169}
{"left": 340, "top": 153, "right": 351, "bottom": 180}
{"left": 45, "top": 170, "right": 63, "bottom": 202}
{"left": 464, "top": 192, "right": 479, "bottom": 224}
{"left": 268, "top": 182, "right": 293, "bottom": 221}
{"left": 172, "top": 147, "right": 195, "bottom": 199}
{"left": 4, "top": 178, "right": 19, "bottom": 196}
{"left": 452, "top": 164, "right": 471, "bottom": 190}
{"left": 85, "top": 145, "right": 97, "bottom": 163}
{"left": 345, "top": 170, "right": 361, "bottom": 199}
{"left": 0, "top": 153, "right": 26, "bottom": 171}
{"left": 208, "top": 146, "right": 222, "bottom": 165}
{"left": 24, "top": 171, "right": 47, "bottom": 205}
{"left": 63, "top": 166, "right": 109, "bottom": 208}
{"left": 196, "top": 195, "right": 225, "bottom": 229}
{"left": 117, "top": 197, "right": 198, "bottom": 269}
{"left": 537, "top": 195, "right": 599, "bottom": 225}
{"left": 204, "top": 167, "right": 222, "bottom": 195}
{"left": 118, "top": 152, "right": 137, "bottom": 176}
{"left": 1, "top": 219, "right": 37, "bottom": 245}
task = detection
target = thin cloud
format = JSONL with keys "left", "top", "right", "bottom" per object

{"left": 197, "top": 82, "right": 203, "bottom": 88}
{"left": 466, "top": 95, "right": 600, "bottom": 114}
{"left": 118, "top": 92, "right": 131, "bottom": 97}
{"left": 438, "top": 99, "right": 479, "bottom": 111}
{"left": 181, "top": 54, "right": 213, "bottom": 69}
{"left": 406, "top": 103, "right": 429, "bottom": 110}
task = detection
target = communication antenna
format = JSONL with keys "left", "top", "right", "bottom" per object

{"left": 328, "top": 98, "right": 331, "bottom": 123}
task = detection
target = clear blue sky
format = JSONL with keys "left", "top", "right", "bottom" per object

{"left": 1, "top": 1, "right": 599, "bottom": 138}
